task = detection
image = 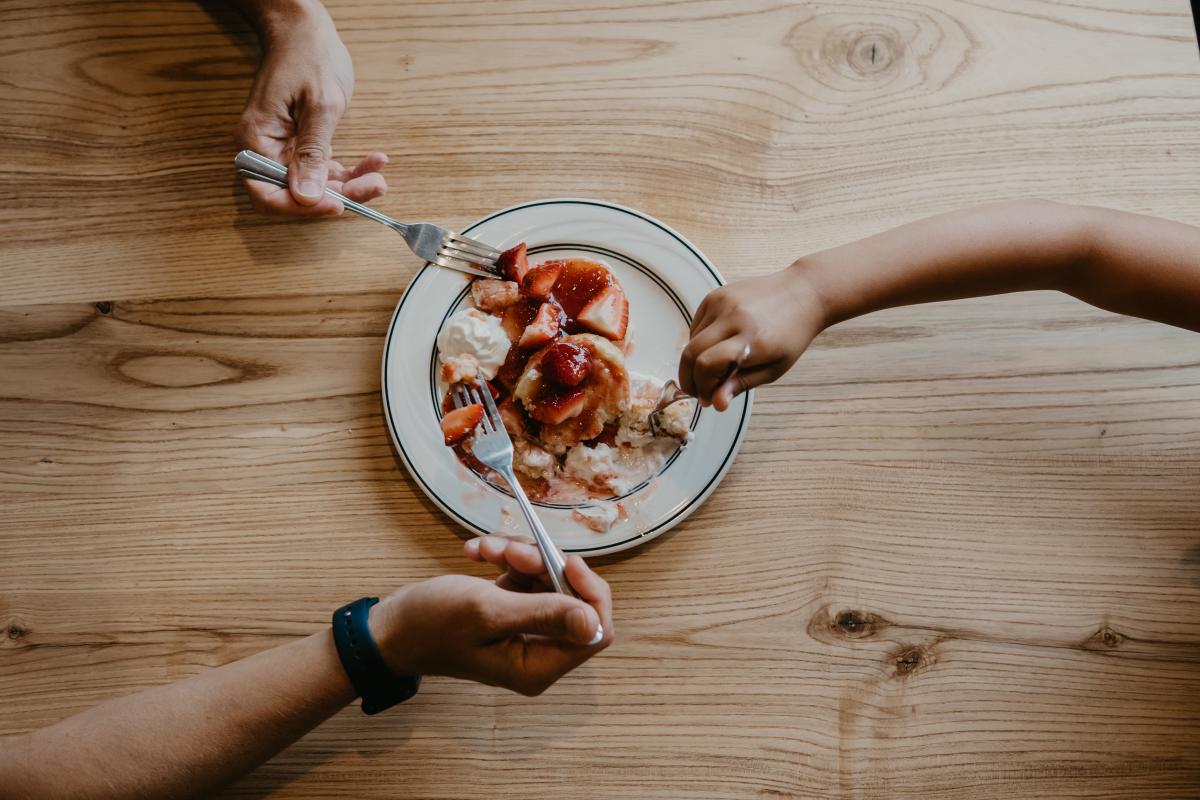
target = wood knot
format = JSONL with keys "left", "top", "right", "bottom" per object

{"left": 846, "top": 32, "right": 900, "bottom": 76}
{"left": 7, "top": 623, "right": 27, "bottom": 640}
{"left": 807, "top": 605, "right": 890, "bottom": 644}
{"left": 111, "top": 351, "right": 273, "bottom": 389}
{"left": 832, "top": 610, "right": 881, "bottom": 639}
{"left": 95, "top": 301, "right": 113, "bottom": 315}
{"left": 889, "top": 643, "right": 935, "bottom": 678}
{"left": 817, "top": 23, "right": 906, "bottom": 85}
{"left": 1081, "top": 625, "right": 1127, "bottom": 652}
{"left": 784, "top": 10, "right": 973, "bottom": 104}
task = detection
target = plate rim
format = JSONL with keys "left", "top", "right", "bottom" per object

{"left": 380, "top": 197, "right": 753, "bottom": 556}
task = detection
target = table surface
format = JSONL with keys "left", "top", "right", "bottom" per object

{"left": 2, "top": 1, "right": 1199, "bottom": 797}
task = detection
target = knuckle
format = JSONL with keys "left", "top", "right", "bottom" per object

{"left": 535, "top": 605, "right": 561, "bottom": 635}
{"left": 695, "top": 350, "right": 722, "bottom": 372}
{"left": 730, "top": 308, "right": 755, "bottom": 328}
{"left": 459, "top": 590, "right": 490, "bottom": 624}
{"left": 293, "top": 143, "right": 328, "bottom": 165}
{"left": 308, "top": 96, "right": 343, "bottom": 118}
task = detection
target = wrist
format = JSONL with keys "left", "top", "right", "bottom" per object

{"left": 1051, "top": 202, "right": 1103, "bottom": 295}
{"left": 783, "top": 258, "right": 838, "bottom": 330}
{"left": 367, "top": 592, "right": 419, "bottom": 677}
{"left": 243, "top": 0, "right": 332, "bottom": 46}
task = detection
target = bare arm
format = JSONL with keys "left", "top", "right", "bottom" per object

{"left": 3, "top": 631, "right": 355, "bottom": 799}
{"left": 681, "top": 201, "right": 1200, "bottom": 407}
{"left": 806, "top": 201, "right": 1200, "bottom": 332}
{"left": 0, "top": 539, "right": 612, "bottom": 799}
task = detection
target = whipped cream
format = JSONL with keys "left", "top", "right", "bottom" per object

{"left": 514, "top": 439, "right": 557, "bottom": 482}
{"left": 436, "top": 308, "right": 509, "bottom": 380}
{"left": 564, "top": 443, "right": 618, "bottom": 485}
{"left": 573, "top": 502, "right": 619, "bottom": 532}
{"left": 616, "top": 372, "right": 662, "bottom": 447}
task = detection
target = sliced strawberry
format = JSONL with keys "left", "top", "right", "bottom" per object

{"left": 498, "top": 397, "right": 528, "bottom": 438}
{"left": 470, "top": 279, "right": 520, "bottom": 312}
{"left": 576, "top": 285, "right": 629, "bottom": 340}
{"left": 521, "top": 262, "right": 564, "bottom": 301}
{"left": 518, "top": 302, "right": 562, "bottom": 349}
{"left": 553, "top": 259, "right": 614, "bottom": 318}
{"left": 528, "top": 387, "right": 587, "bottom": 425}
{"left": 541, "top": 341, "right": 592, "bottom": 387}
{"left": 440, "top": 404, "right": 483, "bottom": 446}
{"left": 496, "top": 242, "right": 529, "bottom": 284}
{"left": 501, "top": 298, "right": 540, "bottom": 342}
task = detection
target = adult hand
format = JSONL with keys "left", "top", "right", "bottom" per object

{"left": 235, "top": 0, "right": 387, "bottom": 217}
{"left": 368, "top": 536, "right": 614, "bottom": 696}
{"left": 679, "top": 265, "right": 827, "bottom": 411}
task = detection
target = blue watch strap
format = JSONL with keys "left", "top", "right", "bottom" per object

{"left": 332, "top": 597, "right": 420, "bottom": 715}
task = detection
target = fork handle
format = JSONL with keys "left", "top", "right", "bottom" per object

{"left": 496, "top": 466, "right": 575, "bottom": 598}
{"left": 234, "top": 150, "right": 406, "bottom": 231}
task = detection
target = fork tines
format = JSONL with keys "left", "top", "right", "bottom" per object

{"left": 437, "top": 233, "right": 503, "bottom": 278}
{"left": 452, "top": 380, "right": 505, "bottom": 436}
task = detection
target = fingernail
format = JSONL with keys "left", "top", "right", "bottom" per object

{"left": 465, "top": 538, "right": 480, "bottom": 554}
{"left": 588, "top": 624, "right": 604, "bottom": 646}
{"left": 298, "top": 180, "right": 322, "bottom": 199}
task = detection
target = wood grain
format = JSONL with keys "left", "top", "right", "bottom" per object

{"left": 2, "top": 1, "right": 1199, "bottom": 798}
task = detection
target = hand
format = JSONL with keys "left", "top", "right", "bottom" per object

{"left": 235, "top": 0, "right": 387, "bottom": 217}
{"left": 679, "top": 265, "right": 827, "bottom": 411}
{"left": 368, "top": 536, "right": 614, "bottom": 696}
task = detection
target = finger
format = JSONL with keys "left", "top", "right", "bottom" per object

{"left": 563, "top": 556, "right": 613, "bottom": 646}
{"left": 465, "top": 534, "right": 534, "bottom": 561}
{"left": 678, "top": 320, "right": 734, "bottom": 397}
{"left": 234, "top": 113, "right": 280, "bottom": 157}
{"left": 713, "top": 362, "right": 786, "bottom": 411}
{"left": 289, "top": 98, "right": 343, "bottom": 205}
{"left": 348, "top": 152, "right": 389, "bottom": 178}
{"left": 337, "top": 171, "right": 388, "bottom": 204}
{"left": 496, "top": 569, "right": 552, "bottom": 593}
{"left": 464, "top": 537, "right": 481, "bottom": 561}
{"left": 691, "top": 337, "right": 750, "bottom": 406}
{"left": 690, "top": 296, "right": 720, "bottom": 337}
{"left": 243, "top": 178, "right": 343, "bottom": 217}
{"left": 326, "top": 160, "right": 350, "bottom": 182}
{"left": 485, "top": 588, "right": 600, "bottom": 646}
{"left": 712, "top": 375, "right": 743, "bottom": 412}
{"left": 478, "top": 535, "right": 544, "bottom": 575}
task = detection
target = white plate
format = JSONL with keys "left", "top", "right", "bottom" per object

{"left": 382, "top": 199, "right": 752, "bottom": 556}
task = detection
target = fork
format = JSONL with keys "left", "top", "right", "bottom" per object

{"left": 452, "top": 380, "right": 593, "bottom": 611}
{"left": 234, "top": 150, "right": 503, "bottom": 279}
{"left": 649, "top": 342, "right": 752, "bottom": 434}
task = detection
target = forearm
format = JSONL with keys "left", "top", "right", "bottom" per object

{"left": 797, "top": 200, "right": 1200, "bottom": 333}
{"left": 0, "top": 630, "right": 355, "bottom": 799}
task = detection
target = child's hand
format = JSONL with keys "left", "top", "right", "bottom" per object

{"left": 679, "top": 266, "right": 827, "bottom": 410}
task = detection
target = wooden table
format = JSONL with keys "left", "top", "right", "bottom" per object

{"left": 3, "top": 1, "right": 1199, "bottom": 797}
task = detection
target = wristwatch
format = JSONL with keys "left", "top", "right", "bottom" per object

{"left": 331, "top": 597, "right": 420, "bottom": 714}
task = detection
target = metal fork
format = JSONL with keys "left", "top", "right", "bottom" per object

{"left": 649, "top": 342, "right": 752, "bottom": 434}
{"left": 452, "top": 380, "right": 592, "bottom": 610}
{"left": 234, "top": 150, "right": 503, "bottom": 279}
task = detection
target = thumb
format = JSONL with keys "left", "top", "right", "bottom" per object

{"left": 486, "top": 591, "right": 601, "bottom": 645}
{"left": 289, "top": 101, "right": 340, "bottom": 205}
